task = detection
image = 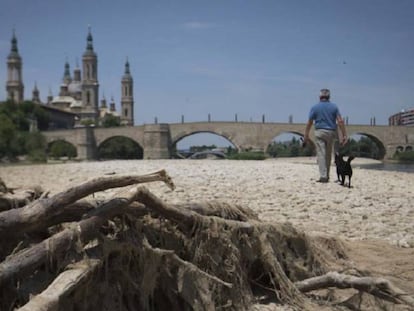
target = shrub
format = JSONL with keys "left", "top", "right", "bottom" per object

{"left": 49, "top": 140, "right": 77, "bottom": 159}
{"left": 27, "top": 149, "right": 47, "bottom": 163}
{"left": 393, "top": 150, "right": 414, "bottom": 163}
{"left": 227, "top": 151, "right": 266, "bottom": 160}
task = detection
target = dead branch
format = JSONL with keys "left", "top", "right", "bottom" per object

{"left": 0, "top": 170, "right": 174, "bottom": 237}
{"left": 135, "top": 186, "right": 253, "bottom": 233}
{"left": 256, "top": 231, "right": 305, "bottom": 307}
{"left": 17, "top": 259, "right": 101, "bottom": 311}
{"left": 0, "top": 188, "right": 144, "bottom": 287}
{"left": 139, "top": 238, "right": 232, "bottom": 311}
{"left": 295, "top": 271, "right": 414, "bottom": 307}
{"left": 176, "top": 201, "right": 259, "bottom": 222}
{"left": 0, "top": 177, "right": 11, "bottom": 194}
{"left": 143, "top": 238, "right": 232, "bottom": 288}
{"left": 0, "top": 187, "right": 43, "bottom": 212}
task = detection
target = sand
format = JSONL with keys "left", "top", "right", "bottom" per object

{"left": 1, "top": 157, "right": 413, "bottom": 247}
{"left": 2, "top": 157, "right": 414, "bottom": 309}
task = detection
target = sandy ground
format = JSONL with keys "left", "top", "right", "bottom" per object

{"left": 2, "top": 157, "right": 413, "bottom": 246}
{"left": 1, "top": 157, "right": 414, "bottom": 308}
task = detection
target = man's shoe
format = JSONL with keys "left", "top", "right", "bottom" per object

{"left": 316, "top": 177, "right": 329, "bottom": 183}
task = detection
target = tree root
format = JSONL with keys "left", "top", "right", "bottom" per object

{"left": 295, "top": 271, "right": 414, "bottom": 307}
{"left": 17, "top": 259, "right": 101, "bottom": 311}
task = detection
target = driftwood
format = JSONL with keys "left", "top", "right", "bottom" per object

{"left": 136, "top": 187, "right": 254, "bottom": 233}
{"left": 0, "top": 177, "right": 10, "bottom": 193}
{"left": 295, "top": 271, "right": 414, "bottom": 307}
{"left": 0, "top": 187, "right": 149, "bottom": 287}
{"left": 0, "top": 187, "right": 43, "bottom": 211}
{"left": 0, "top": 170, "right": 413, "bottom": 311}
{"left": 0, "top": 170, "right": 174, "bottom": 237}
{"left": 17, "top": 259, "right": 101, "bottom": 311}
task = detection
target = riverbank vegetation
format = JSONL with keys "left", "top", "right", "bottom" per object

{"left": 0, "top": 100, "right": 48, "bottom": 162}
{"left": 266, "top": 136, "right": 314, "bottom": 158}
{"left": 393, "top": 150, "right": 414, "bottom": 163}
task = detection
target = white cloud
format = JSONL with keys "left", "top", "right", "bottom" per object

{"left": 182, "top": 21, "right": 215, "bottom": 30}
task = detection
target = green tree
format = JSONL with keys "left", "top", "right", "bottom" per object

{"left": 101, "top": 114, "right": 121, "bottom": 128}
{"left": 266, "top": 137, "right": 314, "bottom": 158}
{"left": 49, "top": 140, "right": 77, "bottom": 159}
{"left": 0, "top": 114, "right": 18, "bottom": 159}
{"left": 98, "top": 137, "right": 143, "bottom": 159}
{"left": 0, "top": 100, "right": 48, "bottom": 161}
{"left": 189, "top": 144, "right": 217, "bottom": 152}
{"left": 80, "top": 119, "right": 95, "bottom": 127}
{"left": 393, "top": 150, "right": 414, "bottom": 162}
{"left": 339, "top": 136, "right": 382, "bottom": 159}
{"left": 27, "top": 132, "right": 47, "bottom": 162}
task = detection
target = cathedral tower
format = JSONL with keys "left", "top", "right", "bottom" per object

{"left": 6, "top": 30, "right": 24, "bottom": 103}
{"left": 81, "top": 27, "right": 99, "bottom": 121}
{"left": 59, "top": 61, "right": 71, "bottom": 96}
{"left": 121, "top": 59, "right": 134, "bottom": 126}
{"left": 32, "top": 82, "right": 40, "bottom": 103}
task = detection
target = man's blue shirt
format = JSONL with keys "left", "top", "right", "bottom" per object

{"left": 309, "top": 101, "right": 341, "bottom": 130}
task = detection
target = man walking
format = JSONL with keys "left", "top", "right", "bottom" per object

{"left": 304, "top": 89, "right": 348, "bottom": 183}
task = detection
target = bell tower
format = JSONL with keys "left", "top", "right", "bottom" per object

{"left": 32, "top": 82, "right": 40, "bottom": 103}
{"left": 81, "top": 26, "right": 99, "bottom": 121}
{"left": 121, "top": 59, "right": 134, "bottom": 126}
{"left": 6, "top": 30, "right": 24, "bottom": 103}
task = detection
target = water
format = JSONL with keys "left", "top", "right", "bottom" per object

{"left": 357, "top": 162, "right": 414, "bottom": 173}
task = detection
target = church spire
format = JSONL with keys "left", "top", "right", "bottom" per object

{"left": 63, "top": 59, "right": 72, "bottom": 84}
{"left": 9, "top": 29, "right": 19, "bottom": 56}
{"left": 121, "top": 58, "right": 134, "bottom": 126}
{"left": 85, "top": 25, "right": 94, "bottom": 53}
{"left": 124, "top": 57, "right": 130, "bottom": 75}
{"left": 6, "top": 29, "right": 24, "bottom": 102}
{"left": 32, "top": 82, "right": 40, "bottom": 103}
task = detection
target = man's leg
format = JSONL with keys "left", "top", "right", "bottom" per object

{"left": 315, "top": 130, "right": 328, "bottom": 180}
{"left": 325, "top": 132, "right": 336, "bottom": 178}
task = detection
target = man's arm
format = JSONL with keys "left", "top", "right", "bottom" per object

{"left": 304, "top": 119, "right": 313, "bottom": 143}
{"left": 336, "top": 115, "right": 348, "bottom": 145}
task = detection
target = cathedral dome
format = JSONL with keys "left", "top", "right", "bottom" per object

{"left": 67, "top": 81, "right": 82, "bottom": 93}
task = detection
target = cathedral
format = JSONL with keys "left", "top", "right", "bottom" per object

{"left": 5, "top": 28, "right": 135, "bottom": 127}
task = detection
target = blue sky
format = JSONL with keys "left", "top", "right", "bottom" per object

{"left": 1, "top": 0, "right": 414, "bottom": 132}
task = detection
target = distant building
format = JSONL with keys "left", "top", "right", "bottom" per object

{"left": 389, "top": 108, "right": 414, "bottom": 126}
{"left": 3, "top": 28, "right": 135, "bottom": 128}
{"left": 6, "top": 30, "right": 24, "bottom": 103}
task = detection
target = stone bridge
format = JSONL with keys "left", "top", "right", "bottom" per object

{"left": 42, "top": 122, "right": 414, "bottom": 160}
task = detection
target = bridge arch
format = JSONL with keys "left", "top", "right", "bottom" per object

{"left": 268, "top": 130, "right": 306, "bottom": 146}
{"left": 172, "top": 130, "right": 240, "bottom": 151}
{"left": 267, "top": 131, "right": 316, "bottom": 157}
{"left": 47, "top": 139, "right": 77, "bottom": 159}
{"left": 347, "top": 131, "right": 386, "bottom": 159}
{"left": 97, "top": 135, "right": 143, "bottom": 159}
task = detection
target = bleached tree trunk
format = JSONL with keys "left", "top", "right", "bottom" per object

{"left": 0, "top": 189, "right": 145, "bottom": 287}
{"left": 17, "top": 259, "right": 101, "bottom": 311}
{"left": 295, "top": 271, "right": 414, "bottom": 307}
{"left": 0, "top": 170, "right": 174, "bottom": 237}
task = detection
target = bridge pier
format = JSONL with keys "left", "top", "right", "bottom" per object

{"left": 75, "top": 127, "right": 97, "bottom": 160}
{"left": 143, "top": 124, "right": 172, "bottom": 159}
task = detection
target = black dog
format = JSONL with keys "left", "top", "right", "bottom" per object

{"left": 334, "top": 153, "right": 355, "bottom": 188}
